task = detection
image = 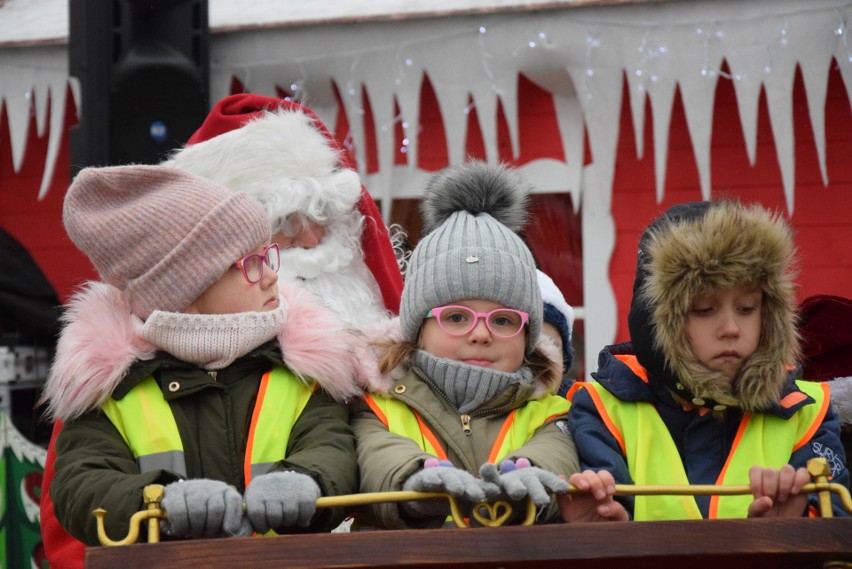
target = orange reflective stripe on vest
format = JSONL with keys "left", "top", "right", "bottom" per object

{"left": 364, "top": 394, "right": 447, "bottom": 460}
{"left": 579, "top": 374, "right": 827, "bottom": 520}
{"left": 487, "top": 397, "right": 571, "bottom": 464}
{"left": 101, "top": 367, "right": 314, "bottom": 484}
{"left": 364, "top": 393, "right": 570, "bottom": 465}
{"left": 707, "top": 380, "right": 830, "bottom": 518}
{"left": 245, "top": 368, "right": 315, "bottom": 485}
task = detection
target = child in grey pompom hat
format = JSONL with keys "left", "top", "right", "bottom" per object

{"left": 398, "top": 175, "right": 543, "bottom": 354}
{"left": 353, "top": 161, "right": 623, "bottom": 530}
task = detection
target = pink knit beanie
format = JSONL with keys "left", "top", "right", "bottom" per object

{"left": 63, "top": 165, "right": 271, "bottom": 319}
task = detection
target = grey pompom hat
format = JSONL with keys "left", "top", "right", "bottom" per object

{"left": 400, "top": 162, "right": 541, "bottom": 352}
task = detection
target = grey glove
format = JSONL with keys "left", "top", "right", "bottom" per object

{"left": 402, "top": 459, "right": 498, "bottom": 518}
{"left": 244, "top": 471, "right": 321, "bottom": 532}
{"left": 161, "top": 479, "right": 249, "bottom": 538}
{"left": 404, "top": 461, "right": 490, "bottom": 502}
{"left": 480, "top": 458, "right": 569, "bottom": 507}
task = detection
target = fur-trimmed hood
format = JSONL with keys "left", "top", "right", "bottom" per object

{"left": 628, "top": 200, "right": 798, "bottom": 412}
{"left": 43, "top": 281, "right": 382, "bottom": 422}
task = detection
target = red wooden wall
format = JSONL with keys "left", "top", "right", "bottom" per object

{"left": 609, "top": 60, "right": 852, "bottom": 342}
{"left": 1, "top": 60, "right": 849, "bottom": 356}
{"left": 0, "top": 86, "right": 97, "bottom": 305}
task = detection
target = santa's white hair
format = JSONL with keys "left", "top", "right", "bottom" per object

{"left": 165, "top": 108, "right": 362, "bottom": 226}
{"left": 165, "top": 106, "right": 390, "bottom": 327}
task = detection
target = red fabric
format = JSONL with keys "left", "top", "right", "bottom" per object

{"left": 355, "top": 186, "right": 402, "bottom": 313}
{"left": 187, "top": 93, "right": 402, "bottom": 313}
{"left": 41, "top": 421, "right": 86, "bottom": 569}
{"left": 798, "top": 295, "right": 852, "bottom": 381}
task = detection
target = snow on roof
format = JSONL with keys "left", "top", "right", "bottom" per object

{"left": 0, "top": 0, "right": 612, "bottom": 46}
{"left": 0, "top": 0, "right": 67, "bottom": 46}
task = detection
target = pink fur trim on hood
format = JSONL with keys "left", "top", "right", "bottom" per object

{"left": 276, "top": 283, "right": 381, "bottom": 401}
{"left": 44, "top": 281, "right": 381, "bottom": 422}
{"left": 42, "top": 282, "right": 156, "bottom": 422}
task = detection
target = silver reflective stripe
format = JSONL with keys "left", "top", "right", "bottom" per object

{"left": 137, "top": 451, "right": 187, "bottom": 476}
{"left": 250, "top": 462, "right": 275, "bottom": 480}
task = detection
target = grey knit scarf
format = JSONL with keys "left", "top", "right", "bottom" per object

{"left": 412, "top": 349, "right": 534, "bottom": 414}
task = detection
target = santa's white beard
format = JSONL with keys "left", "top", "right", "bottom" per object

{"left": 279, "top": 217, "right": 391, "bottom": 328}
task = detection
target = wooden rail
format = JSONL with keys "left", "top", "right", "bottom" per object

{"left": 85, "top": 458, "right": 852, "bottom": 567}
{"left": 85, "top": 517, "right": 852, "bottom": 569}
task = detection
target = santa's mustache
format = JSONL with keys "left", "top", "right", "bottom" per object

{"left": 278, "top": 220, "right": 362, "bottom": 280}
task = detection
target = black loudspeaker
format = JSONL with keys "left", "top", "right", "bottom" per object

{"left": 69, "top": 0, "right": 209, "bottom": 172}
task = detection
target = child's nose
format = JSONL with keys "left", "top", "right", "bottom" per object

{"left": 467, "top": 318, "right": 492, "bottom": 342}
{"left": 260, "top": 264, "right": 279, "bottom": 287}
{"left": 718, "top": 309, "right": 740, "bottom": 337}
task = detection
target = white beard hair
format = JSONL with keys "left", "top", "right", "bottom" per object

{"left": 279, "top": 212, "right": 391, "bottom": 328}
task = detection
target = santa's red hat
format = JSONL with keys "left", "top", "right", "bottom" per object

{"left": 166, "top": 93, "right": 402, "bottom": 314}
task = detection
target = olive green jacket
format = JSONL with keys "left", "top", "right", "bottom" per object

{"left": 353, "top": 366, "right": 578, "bottom": 529}
{"left": 52, "top": 343, "right": 357, "bottom": 545}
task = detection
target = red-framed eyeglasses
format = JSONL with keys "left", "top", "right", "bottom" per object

{"left": 232, "top": 244, "right": 280, "bottom": 284}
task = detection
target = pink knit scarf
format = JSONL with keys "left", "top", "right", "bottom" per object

{"left": 141, "top": 305, "right": 288, "bottom": 370}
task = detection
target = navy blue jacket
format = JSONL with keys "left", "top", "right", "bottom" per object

{"left": 569, "top": 345, "right": 850, "bottom": 518}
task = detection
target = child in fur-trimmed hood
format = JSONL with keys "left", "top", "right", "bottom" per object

{"left": 563, "top": 200, "right": 849, "bottom": 521}
{"left": 43, "top": 165, "right": 375, "bottom": 551}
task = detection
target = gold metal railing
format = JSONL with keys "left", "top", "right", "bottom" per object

{"left": 94, "top": 457, "right": 852, "bottom": 547}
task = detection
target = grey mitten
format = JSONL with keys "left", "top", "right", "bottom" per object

{"left": 161, "top": 479, "right": 249, "bottom": 538}
{"left": 480, "top": 458, "right": 568, "bottom": 507}
{"left": 402, "top": 458, "right": 495, "bottom": 518}
{"left": 243, "top": 471, "right": 321, "bottom": 532}
{"left": 404, "top": 459, "right": 489, "bottom": 501}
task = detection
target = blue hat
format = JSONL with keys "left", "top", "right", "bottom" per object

{"left": 537, "top": 270, "right": 574, "bottom": 372}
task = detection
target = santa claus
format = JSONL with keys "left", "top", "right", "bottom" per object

{"left": 163, "top": 93, "right": 404, "bottom": 327}
{"left": 40, "top": 95, "right": 403, "bottom": 568}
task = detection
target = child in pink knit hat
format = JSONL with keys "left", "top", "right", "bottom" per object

{"left": 42, "top": 165, "right": 369, "bottom": 550}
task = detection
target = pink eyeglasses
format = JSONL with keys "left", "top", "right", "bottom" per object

{"left": 232, "top": 244, "right": 280, "bottom": 284}
{"left": 426, "top": 305, "right": 529, "bottom": 338}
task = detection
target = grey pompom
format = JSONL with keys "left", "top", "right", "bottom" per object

{"left": 420, "top": 161, "right": 533, "bottom": 234}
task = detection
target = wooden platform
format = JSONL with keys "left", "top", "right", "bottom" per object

{"left": 86, "top": 517, "right": 852, "bottom": 569}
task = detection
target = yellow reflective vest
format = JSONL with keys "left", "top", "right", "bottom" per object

{"left": 101, "top": 367, "right": 315, "bottom": 485}
{"left": 578, "top": 370, "right": 829, "bottom": 520}
{"left": 364, "top": 393, "right": 570, "bottom": 465}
